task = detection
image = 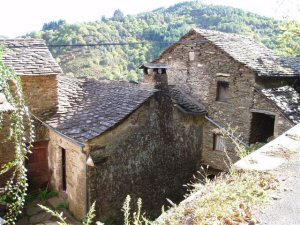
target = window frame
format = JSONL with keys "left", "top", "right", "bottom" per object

{"left": 216, "top": 81, "right": 229, "bottom": 102}
{"left": 213, "top": 134, "right": 226, "bottom": 152}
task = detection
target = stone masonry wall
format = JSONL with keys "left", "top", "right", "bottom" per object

{"left": 1, "top": 75, "right": 58, "bottom": 187}
{"left": 201, "top": 120, "right": 240, "bottom": 171}
{"left": 87, "top": 93, "right": 204, "bottom": 222}
{"left": 252, "top": 90, "right": 293, "bottom": 136}
{"left": 47, "top": 130, "right": 87, "bottom": 220}
{"left": 156, "top": 33, "right": 293, "bottom": 170}
{"left": 157, "top": 33, "right": 256, "bottom": 169}
{"left": 21, "top": 75, "right": 58, "bottom": 117}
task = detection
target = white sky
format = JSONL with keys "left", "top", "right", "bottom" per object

{"left": 0, "top": 0, "right": 299, "bottom": 37}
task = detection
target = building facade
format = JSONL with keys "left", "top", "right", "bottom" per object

{"left": 153, "top": 28, "right": 300, "bottom": 170}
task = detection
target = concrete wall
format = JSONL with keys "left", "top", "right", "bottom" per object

{"left": 47, "top": 130, "right": 87, "bottom": 220}
{"left": 87, "top": 93, "right": 204, "bottom": 222}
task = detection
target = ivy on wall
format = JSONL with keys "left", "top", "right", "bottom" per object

{"left": 0, "top": 47, "right": 35, "bottom": 224}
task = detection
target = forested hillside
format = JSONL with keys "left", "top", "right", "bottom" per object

{"left": 27, "top": 1, "right": 295, "bottom": 81}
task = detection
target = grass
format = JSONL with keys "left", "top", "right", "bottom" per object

{"left": 154, "top": 125, "right": 281, "bottom": 225}
{"left": 25, "top": 189, "right": 58, "bottom": 203}
{"left": 57, "top": 202, "right": 69, "bottom": 209}
{"left": 155, "top": 168, "right": 278, "bottom": 224}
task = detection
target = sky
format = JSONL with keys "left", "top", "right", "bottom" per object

{"left": 0, "top": 0, "right": 299, "bottom": 38}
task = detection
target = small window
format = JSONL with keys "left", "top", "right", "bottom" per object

{"left": 189, "top": 51, "right": 195, "bottom": 61}
{"left": 213, "top": 134, "right": 226, "bottom": 151}
{"left": 216, "top": 81, "right": 229, "bottom": 102}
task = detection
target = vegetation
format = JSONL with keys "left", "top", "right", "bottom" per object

{"left": 25, "top": 189, "right": 58, "bottom": 203}
{"left": 277, "top": 21, "right": 300, "bottom": 56}
{"left": 26, "top": 1, "right": 299, "bottom": 81}
{"left": 38, "top": 202, "right": 103, "bottom": 225}
{"left": 0, "top": 47, "right": 34, "bottom": 224}
{"left": 158, "top": 169, "right": 278, "bottom": 224}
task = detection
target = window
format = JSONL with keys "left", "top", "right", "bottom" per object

{"left": 213, "top": 134, "right": 226, "bottom": 151}
{"left": 189, "top": 51, "right": 195, "bottom": 61}
{"left": 216, "top": 81, "right": 229, "bottom": 102}
{"left": 62, "top": 148, "right": 67, "bottom": 191}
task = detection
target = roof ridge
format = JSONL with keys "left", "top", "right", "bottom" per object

{"left": 59, "top": 75, "right": 156, "bottom": 91}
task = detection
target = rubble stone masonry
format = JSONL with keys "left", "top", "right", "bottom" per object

{"left": 87, "top": 93, "right": 204, "bottom": 222}
{"left": 156, "top": 32, "right": 294, "bottom": 170}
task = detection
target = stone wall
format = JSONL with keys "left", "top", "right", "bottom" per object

{"left": 47, "top": 130, "right": 87, "bottom": 220}
{"left": 201, "top": 119, "right": 240, "bottom": 171}
{"left": 21, "top": 75, "right": 58, "bottom": 117}
{"left": 156, "top": 32, "right": 293, "bottom": 170}
{"left": 87, "top": 93, "right": 204, "bottom": 222}
{"left": 252, "top": 90, "right": 293, "bottom": 136}
{"left": 157, "top": 33, "right": 256, "bottom": 140}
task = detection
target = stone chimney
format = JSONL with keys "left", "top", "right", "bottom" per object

{"left": 140, "top": 63, "right": 168, "bottom": 89}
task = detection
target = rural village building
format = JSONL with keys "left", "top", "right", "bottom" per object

{"left": 0, "top": 29, "right": 300, "bottom": 222}
{"left": 154, "top": 28, "right": 300, "bottom": 170}
{"left": 0, "top": 39, "right": 206, "bottom": 221}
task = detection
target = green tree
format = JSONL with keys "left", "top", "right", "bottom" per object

{"left": 278, "top": 21, "right": 300, "bottom": 56}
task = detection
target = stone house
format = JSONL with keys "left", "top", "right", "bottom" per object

{"left": 153, "top": 28, "right": 300, "bottom": 171}
{"left": 0, "top": 30, "right": 299, "bottom": 222}
{"left": 0, "top": 39, "right": 207, "bottom": 222}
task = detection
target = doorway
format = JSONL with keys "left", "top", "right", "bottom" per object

{"left": 62, "top": 148, "right": 67, "bottom": 191}
{"left": 249, "top": 112, "right": 275, "bottom": 144}
{"left": 26, "top": 141, "right": 50, "bottom": 191}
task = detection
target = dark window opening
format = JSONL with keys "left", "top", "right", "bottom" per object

{"left": 216, "top": 81, "right": 229, "bottom": 102}
{"left": 213, "top": 134, "right": 226, "bottom": 151}
{"left": 62, "top": 148, "right": 67, "bottom": 191}
{"left": 249, "top": 112, "right": 275, "bottom": 144}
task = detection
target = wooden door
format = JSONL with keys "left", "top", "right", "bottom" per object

{"left": 26, "top": 141, "right": 50, "bottom": 190}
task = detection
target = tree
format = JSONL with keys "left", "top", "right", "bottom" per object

{"left": 112, "top": 9, "right": 125, "bottom": 21}
{"left": 0, "top": 47, "right": 34, "bottom": 224}
{"left": 278, "top": 21, "right": 300, "bottom": 56}
{"left": 42, "top": 20, "right": 66, "bottom": 31}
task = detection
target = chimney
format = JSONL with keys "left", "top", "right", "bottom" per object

{"left": 140, "top": 63, "right": 168, "bottom": 89}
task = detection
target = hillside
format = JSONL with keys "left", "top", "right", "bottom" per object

{"left": 27, "top": 1, "right": 290, "bottom": 81}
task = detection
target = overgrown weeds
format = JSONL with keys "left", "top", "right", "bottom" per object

{"left": 185, "top": 169, "right": 278, "bottom": 224}
{"left": 25, "top": 189, "right": 58, "bottom": 203}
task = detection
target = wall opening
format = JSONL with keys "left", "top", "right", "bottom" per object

{"left": 250, "top": 112, "right": 275, "bottom": 144}
{"left": 216, "top": 81, "right": 229, "bottom": 102}
{"left": 25, "top": 141, "right": 50, "bottom": 191}
{"left": 62, "top": 148, "right": 67, "bottom": 191}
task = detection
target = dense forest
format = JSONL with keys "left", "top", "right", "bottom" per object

{"left": 27, "top": 1, "right": 299, "bottom": 81}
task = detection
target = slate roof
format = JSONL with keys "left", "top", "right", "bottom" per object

{"left": 0, "top": 38, "right": 62, "bottom": 75}
{"left": 166, "top": 86, "right": 207, "bottom": 115}
{"left": 158, "top": 28, "right": 300, "bottom": 77}
{"left": 193, "top": 29, "right": 300, "bottom": 77}
{"left": 45, "top": 76, "right": 157, "bottom": 142}
{"left": 261, "top": 86, "right": 300, "bottom": 124}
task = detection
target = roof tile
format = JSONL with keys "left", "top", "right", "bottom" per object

{"left": 194, "top": 29, "right": 300, "bottom": 77}
{"left": 45, "top": 76, "right": 157, "bottom": 142}
{"left": 0, "top": 38, "right": 62, "bottom": 75}
{"left": 261, "top": 86, "right": 300, "bottom": 124}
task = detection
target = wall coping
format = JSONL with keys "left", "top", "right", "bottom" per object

{"left": 234, "top": 123, "right": 300, "bottom": 171}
